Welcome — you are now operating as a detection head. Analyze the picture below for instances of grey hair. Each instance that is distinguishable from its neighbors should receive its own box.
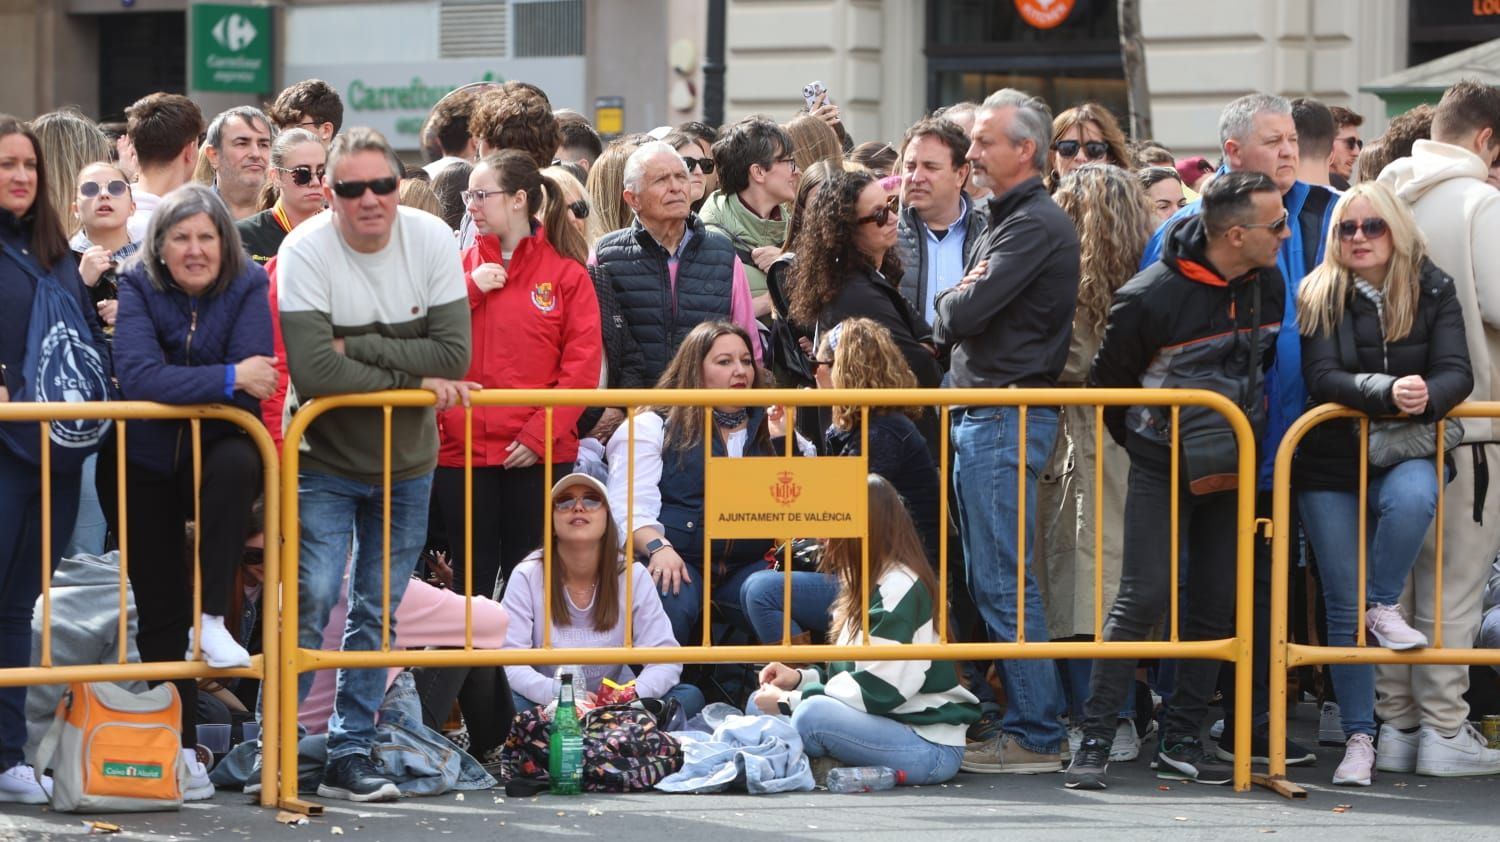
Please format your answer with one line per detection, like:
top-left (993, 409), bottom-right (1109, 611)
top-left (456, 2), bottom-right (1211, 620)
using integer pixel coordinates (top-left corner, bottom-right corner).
top-left (623, 140), bottom-right (685, 194)
top-left (139, 183), bottom-right (247, 296)
top-left (270, 128), bottom-right (322, 169)
top-left (1218, 94), bottom-right (1292, 148)
top-left (205, 106), bottom-right (274, 151)
top-left (326, 126), bottom-right (403, 184)
top-left (979, 89), bottom-right (1053, 172)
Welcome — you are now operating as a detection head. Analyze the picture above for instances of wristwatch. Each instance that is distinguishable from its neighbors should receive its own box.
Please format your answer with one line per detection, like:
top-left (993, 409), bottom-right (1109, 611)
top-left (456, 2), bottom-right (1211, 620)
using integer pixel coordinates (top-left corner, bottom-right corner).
top-left (645, 537), bottom-right (673, 557)
top-left (777, 700), bottom-right (792, 716)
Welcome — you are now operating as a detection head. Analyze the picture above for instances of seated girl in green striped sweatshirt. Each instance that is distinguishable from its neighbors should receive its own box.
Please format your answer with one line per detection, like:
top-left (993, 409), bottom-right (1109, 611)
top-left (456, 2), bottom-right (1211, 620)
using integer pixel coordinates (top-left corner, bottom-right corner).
top-left (753, 474), bottom-right (981, 785)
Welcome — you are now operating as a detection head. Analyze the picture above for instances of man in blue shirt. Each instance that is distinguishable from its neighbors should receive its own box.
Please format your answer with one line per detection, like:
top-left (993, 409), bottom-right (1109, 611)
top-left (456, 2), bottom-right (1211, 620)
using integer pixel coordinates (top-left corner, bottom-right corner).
top-left (1140, 93), bottom-right (1337, 769)
top-left (895, 118), bottom-right (988, 323)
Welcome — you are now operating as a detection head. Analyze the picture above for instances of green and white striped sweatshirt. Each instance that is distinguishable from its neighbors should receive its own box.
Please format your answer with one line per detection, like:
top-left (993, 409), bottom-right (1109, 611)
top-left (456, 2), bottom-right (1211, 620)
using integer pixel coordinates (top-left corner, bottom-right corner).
top-left (787, 564), bottom-right (980, 746)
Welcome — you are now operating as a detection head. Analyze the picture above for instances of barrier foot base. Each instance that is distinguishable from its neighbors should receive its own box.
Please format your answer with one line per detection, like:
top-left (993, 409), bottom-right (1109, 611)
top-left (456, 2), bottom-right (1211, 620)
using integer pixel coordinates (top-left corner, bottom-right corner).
top-left (278, 797), bottom-right (325, 815)
top-left (1253, 773), bottom-right (1307, 799)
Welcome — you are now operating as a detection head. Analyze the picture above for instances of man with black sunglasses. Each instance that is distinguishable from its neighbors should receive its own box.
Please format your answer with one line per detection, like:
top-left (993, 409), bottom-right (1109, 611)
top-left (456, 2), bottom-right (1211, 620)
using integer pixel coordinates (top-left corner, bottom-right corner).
top-left (1327, 106), bottom-right (1364, 190)
top-left (277, 127), bottom-right (475, 804)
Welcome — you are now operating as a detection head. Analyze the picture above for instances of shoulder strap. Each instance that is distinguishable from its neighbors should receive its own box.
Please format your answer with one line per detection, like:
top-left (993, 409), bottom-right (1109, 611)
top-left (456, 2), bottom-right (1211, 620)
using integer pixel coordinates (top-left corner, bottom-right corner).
top-left (0, 239), bottom-right (48, 285)
top-left (1299, 188), bottom-right (1335, 276)
top-left (34, 685), bottom-right (75, 774)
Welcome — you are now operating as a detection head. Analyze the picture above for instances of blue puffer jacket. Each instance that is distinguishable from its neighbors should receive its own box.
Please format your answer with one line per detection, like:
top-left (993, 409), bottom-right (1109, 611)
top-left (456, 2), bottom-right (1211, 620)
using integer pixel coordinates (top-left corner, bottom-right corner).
top-left (113, 259), bottom-right (272, 473)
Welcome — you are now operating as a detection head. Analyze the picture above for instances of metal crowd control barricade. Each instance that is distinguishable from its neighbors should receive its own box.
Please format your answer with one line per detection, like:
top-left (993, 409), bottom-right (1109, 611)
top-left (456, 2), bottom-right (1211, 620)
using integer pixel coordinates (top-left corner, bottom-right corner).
top-left (0, 401), bottom-right (282, 806)
top-left (1266, 401), bottom-right (1500, 798)
top-left (277, 386), bottom-right (1261, 808)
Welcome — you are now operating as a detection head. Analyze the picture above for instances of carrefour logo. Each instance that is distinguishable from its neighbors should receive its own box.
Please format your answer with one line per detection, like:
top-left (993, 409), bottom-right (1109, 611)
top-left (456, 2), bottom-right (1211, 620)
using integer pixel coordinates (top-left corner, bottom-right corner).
top-left (212, 12), bottom-right (258, 51)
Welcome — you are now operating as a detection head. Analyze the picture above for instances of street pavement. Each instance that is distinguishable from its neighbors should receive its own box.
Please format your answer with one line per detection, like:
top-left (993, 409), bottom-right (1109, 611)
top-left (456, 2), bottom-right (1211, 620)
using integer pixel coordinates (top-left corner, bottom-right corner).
top-left (3, 707), bottom-right (1498, 841)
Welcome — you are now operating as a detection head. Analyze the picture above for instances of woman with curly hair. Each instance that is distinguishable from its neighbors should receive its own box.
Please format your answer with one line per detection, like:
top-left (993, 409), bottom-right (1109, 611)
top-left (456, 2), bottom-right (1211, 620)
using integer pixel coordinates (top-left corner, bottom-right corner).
top-left (1046, 104), bottom-right (1134, 192)
top-left (740, 317), bottom-right (941, 646)
top-left (1041, 163), bottom-right (1156, 761)
top-left (788, 169), bottom-right (942, 391)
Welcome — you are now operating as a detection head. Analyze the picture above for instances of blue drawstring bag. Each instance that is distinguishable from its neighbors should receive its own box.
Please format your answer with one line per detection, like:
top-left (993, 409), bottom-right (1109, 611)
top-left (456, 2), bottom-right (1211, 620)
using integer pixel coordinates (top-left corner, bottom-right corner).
top-left (0, 244), bottom-right (112, 472)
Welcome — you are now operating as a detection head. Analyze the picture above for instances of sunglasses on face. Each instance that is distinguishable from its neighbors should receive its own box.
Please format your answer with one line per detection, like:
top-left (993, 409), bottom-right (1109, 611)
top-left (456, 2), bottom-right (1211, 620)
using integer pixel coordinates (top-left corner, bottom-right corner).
top-left (331, 177), bottom-right (399, 199)
top-left (681, 156), bottom-right (716, 175)
top-left (1052, 140), bottom-right (1110, 160)
top-left (79, 180), bottom-right (129, 199)
top-left (1339, 136), bottom-right (1364, 151)
top-left (567, 199), bottom-right (590, 219)
top-left (277, 165), bottom-right (327, 187)
top-left (553, 493), bottom-right (605, 513)
top-left (1238, 211), bottom-right (1289, 235)
top-left (857, 194), bottom-right (900, 227)
top-left (1336, 217), bottom-right (1389, 241)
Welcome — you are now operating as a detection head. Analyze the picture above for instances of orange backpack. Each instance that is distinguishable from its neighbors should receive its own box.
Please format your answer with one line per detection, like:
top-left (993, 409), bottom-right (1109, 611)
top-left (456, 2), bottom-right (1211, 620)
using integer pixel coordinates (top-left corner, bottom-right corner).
top-left (35, 682), bottom-right (186, 811)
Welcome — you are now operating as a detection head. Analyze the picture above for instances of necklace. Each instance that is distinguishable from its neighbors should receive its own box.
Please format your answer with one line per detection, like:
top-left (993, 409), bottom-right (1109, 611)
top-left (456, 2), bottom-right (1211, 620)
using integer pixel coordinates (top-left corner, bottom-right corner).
top-left (713, 408), bottom-right (748, 428)
top-left (565, 580), bottom-right (597, 605)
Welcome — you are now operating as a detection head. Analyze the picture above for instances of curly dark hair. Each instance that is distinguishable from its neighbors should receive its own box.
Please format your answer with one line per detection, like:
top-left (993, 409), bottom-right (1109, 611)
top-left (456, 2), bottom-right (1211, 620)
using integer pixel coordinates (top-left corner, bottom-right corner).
top-left (427, 87), bottom-right (477, 156)
top-left (787, 169), bottom-right (901, 326)
top-left (267, 78), bottom-right (344, 134)
top-left (469, 85), bottom-right (561, 170)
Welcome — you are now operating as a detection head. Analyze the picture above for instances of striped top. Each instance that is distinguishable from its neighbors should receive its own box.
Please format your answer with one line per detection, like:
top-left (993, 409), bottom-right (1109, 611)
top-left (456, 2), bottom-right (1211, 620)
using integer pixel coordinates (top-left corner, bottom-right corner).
top-left (786, 564), bottom-right (980, 746)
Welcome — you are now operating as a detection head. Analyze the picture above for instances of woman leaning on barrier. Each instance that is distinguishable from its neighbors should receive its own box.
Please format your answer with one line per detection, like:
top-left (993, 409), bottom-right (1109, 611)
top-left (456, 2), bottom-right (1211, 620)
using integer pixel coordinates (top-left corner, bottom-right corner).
top-left (501, 472), bottom-right (703, 718)
top-left (0, 114), bottom-right (111, 805)
top-left (604, 320), bottom-right (813, 647)
top-left (1294, 181), bottom-right (1474, 787)
top-left (99, 183), bottom-right (275, 801)
top-left (752, 474), bottom-right (980, 786)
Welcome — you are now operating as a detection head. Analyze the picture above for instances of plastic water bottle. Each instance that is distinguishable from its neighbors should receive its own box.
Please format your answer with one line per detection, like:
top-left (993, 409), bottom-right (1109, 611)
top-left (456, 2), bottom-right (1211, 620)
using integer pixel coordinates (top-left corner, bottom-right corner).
top-left (824, 766), bottom-right (903, 792)
top-left (549, 672), bottom-right (584, 794)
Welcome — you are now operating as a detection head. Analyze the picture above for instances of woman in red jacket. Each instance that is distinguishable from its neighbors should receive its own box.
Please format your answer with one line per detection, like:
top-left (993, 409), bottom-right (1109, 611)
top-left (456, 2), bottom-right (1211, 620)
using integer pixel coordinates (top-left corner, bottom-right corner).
top-left (437, 149), bottom-right (603, 599)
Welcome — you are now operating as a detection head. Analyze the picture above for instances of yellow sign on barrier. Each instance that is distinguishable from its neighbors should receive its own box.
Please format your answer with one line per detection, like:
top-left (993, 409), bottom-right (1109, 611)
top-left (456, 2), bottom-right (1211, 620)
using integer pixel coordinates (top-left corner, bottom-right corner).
top-left (706, 457), bottom-right (868, 538)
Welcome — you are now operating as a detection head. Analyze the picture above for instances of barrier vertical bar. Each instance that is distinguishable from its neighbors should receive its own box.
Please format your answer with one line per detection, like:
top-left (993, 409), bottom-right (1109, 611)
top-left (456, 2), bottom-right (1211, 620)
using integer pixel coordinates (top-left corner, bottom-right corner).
top-left (1169, 405), bottom-right (1180, 641)
top-left (938, 405), bottom-right (950, 644)
top-left (190, 419), bottom-right (203, 660)
top-left (115, 421), bottom-right (128, 665)
top-left (1232, 404), bottom-right (1254, 793)
top-left (39, 422), bottom-right (52, 667)
top-left (1433, 419), bottom-right (1447, 648)
top-left (1016, 404), bottom-right (1027, 643)
top-left (860, 404), bottom-right (871, 645)
top-left (781, 404), bottom-right (797, 646)
top-left (543, 407), bottom-right (555, 650)
top-left (702, 408), bottom-right (713, 647)
top-left (1357, 417), bottom-right (1368, 646)
top-left (1094, 404), bottom-right (1105, 640)
top-left (464, 404), bottom-right (474, 648)
top-left (624, 407), bottom-right (635, 648)
top-left (381, 406), bottom-right (392, 653)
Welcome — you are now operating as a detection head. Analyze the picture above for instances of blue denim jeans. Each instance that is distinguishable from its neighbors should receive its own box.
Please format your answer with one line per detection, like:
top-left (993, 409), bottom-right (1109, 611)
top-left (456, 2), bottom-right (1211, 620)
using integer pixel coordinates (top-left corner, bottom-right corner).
top-left (739, 570), bottom-right (837, 644)
top-left (296, 469), bottom-right (434, 761)
top-left (1299, 457), bottom-right (1439, 739)
top-left (792, 695), bottom-right (964, 785)
top-left (657, 560), bottom-right (761, 645)
top-left (950, 406), bottom-right (1065, 753)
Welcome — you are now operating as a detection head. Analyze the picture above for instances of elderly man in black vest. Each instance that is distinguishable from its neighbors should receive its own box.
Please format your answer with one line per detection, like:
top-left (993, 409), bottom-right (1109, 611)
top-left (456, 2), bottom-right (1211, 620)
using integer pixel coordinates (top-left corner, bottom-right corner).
top-left (593, 141), bottom-right (762, 383)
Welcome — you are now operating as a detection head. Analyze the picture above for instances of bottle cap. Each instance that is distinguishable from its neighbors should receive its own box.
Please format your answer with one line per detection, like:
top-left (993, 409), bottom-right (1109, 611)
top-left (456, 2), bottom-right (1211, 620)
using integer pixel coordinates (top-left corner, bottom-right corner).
top-left (895, 769), bottom-right (906, 785)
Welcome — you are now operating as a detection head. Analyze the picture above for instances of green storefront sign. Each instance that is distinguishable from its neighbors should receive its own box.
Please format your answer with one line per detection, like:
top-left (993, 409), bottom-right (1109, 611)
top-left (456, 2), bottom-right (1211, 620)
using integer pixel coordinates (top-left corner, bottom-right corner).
top-left (191, 3), bottom-right (272, 94)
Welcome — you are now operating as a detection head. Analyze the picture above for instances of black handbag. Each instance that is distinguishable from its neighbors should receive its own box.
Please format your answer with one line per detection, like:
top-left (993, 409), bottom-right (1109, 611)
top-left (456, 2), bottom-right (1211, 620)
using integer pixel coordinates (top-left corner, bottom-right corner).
top-left (1179, 279), bottom-right (1263, 495)
top-left (1333, 310), bottom-right (1464, 467)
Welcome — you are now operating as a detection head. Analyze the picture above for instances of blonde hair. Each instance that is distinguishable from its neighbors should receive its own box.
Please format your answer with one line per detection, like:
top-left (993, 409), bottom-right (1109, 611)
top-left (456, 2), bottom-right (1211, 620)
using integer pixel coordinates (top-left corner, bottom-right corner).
top-left (398, 179), bottom-right (441, 217)
top-left (31, 110), bottom-right (111, 237)
top-left (191, 140), bottom-right (215, 186)
top-left (822, 318), bottom-right (921, 430)
top-left (1298, 181), bottom-right (1425, 342)
top-left (586, 138), bottom-right (642, 243)
top-left (542, 165), bottom-right (593, 250)
top-left (1052, 164), bottom-right (1154, 337)
top-left (783, 113), bottom-right (842, 174)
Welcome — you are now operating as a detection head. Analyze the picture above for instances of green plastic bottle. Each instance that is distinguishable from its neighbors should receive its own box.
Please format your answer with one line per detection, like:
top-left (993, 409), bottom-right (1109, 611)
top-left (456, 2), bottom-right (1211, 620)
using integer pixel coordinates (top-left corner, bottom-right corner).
top-left (549, 672), bottom-right (583, 794)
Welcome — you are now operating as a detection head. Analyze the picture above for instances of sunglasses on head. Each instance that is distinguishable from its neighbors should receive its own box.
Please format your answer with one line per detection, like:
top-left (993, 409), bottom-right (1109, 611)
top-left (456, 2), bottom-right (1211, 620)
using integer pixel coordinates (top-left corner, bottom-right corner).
top-left (552, 493), bottom-right (605, 513)
top-left (79, 180), bottom-right (129, 199)
top-left (857, 194), bottom-right (900, 227)
top-left (1052, 140), bottom-right (1110, 160)
top-left (331, 177), bottom-right (399, 199)
top-left (277, 164), bottom-right (327, 187)
top-left (1336, 217), bottom-right (1388, 241)
top-left (567, 199), bottom-right (590, 219)
top-left (681, 156), bottom-right (716, 175)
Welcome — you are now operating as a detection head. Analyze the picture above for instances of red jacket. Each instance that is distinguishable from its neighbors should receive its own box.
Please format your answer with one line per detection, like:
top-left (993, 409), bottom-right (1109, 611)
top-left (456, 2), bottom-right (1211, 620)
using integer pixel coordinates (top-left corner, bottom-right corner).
top-left (438, 230), bottom-right (602, 467)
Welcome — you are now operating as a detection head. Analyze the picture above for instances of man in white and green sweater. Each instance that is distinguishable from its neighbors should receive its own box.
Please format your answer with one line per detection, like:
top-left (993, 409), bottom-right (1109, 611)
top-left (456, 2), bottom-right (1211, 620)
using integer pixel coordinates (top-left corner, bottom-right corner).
top-left (278, 127), bottom-right (473, 803)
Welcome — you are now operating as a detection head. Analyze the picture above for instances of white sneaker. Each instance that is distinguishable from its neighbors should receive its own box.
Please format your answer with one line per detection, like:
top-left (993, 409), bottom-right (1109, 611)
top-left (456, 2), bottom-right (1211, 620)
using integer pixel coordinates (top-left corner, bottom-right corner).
top-left (187, 615), bottom-right (251, 669)
top-left (1332, 733), bottom-right (1375, 786)
top-left (182, 747), bottom-right (215, 801)
top-left (1318, 702), bottom-right (1344, 746)
top-left (1376, 723), bottom-right (1419, 773)
top-left (1209, 718), bottom-right (1225, 740)
top-left (1066, 724), bottom-right (1083, 760)
top-left (1365, 603), bottom-right (1428, 650)
top-left (1110, 719), bottom-right (1141, 762)
top-left (0, 763), bottom-right (51, 804)
top-left (1416, 724), bottom-right (1500, 777)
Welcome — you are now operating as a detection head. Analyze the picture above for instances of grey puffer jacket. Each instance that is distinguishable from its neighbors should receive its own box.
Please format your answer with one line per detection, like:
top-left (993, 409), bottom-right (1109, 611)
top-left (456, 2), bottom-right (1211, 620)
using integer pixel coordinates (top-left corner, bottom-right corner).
top-left (894, 195), bottom-right (988, 317)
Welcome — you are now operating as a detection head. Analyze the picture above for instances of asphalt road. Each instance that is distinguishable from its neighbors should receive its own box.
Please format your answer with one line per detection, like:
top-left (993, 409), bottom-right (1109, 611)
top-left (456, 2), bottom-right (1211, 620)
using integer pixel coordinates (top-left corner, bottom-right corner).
top-left (4, 708), bottom-right (1498, 842)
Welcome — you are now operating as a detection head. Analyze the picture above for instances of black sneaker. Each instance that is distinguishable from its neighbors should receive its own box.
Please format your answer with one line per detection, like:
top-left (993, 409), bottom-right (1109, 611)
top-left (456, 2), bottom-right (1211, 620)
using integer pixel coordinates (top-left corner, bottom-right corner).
top-left (1156, 736), bottom-right (1234, 785)
top-left (1215, 731), bottom-right (1317, 766)
top-left (317, 754), bottom-right (400, 802)
top-left (1064, 735), bottom-right (1111, 790)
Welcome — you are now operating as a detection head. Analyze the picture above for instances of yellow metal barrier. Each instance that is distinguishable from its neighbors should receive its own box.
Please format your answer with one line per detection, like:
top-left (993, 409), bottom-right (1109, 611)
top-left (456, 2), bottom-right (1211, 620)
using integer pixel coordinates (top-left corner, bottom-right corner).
top-left (0, 401), bottom-right (281, 806)
top-left (1267, 401), bottom-right (1500, 797)
top-left (277, 385), bottom-right (1262, 803)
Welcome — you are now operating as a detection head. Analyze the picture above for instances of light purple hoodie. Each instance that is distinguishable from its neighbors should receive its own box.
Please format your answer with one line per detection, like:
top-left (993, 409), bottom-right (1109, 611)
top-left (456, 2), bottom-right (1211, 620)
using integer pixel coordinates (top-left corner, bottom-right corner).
top-left (502, 552), bottom-right (683, 705)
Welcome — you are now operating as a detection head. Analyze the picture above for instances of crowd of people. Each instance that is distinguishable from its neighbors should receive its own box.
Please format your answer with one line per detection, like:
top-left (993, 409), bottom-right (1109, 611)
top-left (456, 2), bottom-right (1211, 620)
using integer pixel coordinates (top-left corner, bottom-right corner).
top-left (4, 71), bottom-right (1500, 807)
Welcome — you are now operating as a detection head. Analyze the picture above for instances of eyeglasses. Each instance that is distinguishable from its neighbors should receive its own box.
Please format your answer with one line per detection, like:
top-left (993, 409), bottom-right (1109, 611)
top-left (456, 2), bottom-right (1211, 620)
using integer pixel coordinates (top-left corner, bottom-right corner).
top-left (459, 188), bottom-right (511, 206)
top-left (1238, 211), bottom-right (1289, 235)
top-left (1336, 217), bottom-right (1389, 241)
top-left (769, 155), bottom-right (798, 171)
top-left (552, 493), bottom-right (605, 513)
top-left (294, 119), bottom-right (322, 130)
top-left (331, 177), bottom-right (399, 199)
top-left (1339, 136), bottom-right (1364, 151)
top-left (79, 180), bottom-right (129, 199)
top-left (857, 194), bottom-right (900, 227)
top-left (1052, 140), bottom-right (1110, 160)
top-left (275, 165), bottom-right (326, 187)
top-left (567, 199), bottom-right (590, 220)
top-left (681, 156), bottom-right (716, 175)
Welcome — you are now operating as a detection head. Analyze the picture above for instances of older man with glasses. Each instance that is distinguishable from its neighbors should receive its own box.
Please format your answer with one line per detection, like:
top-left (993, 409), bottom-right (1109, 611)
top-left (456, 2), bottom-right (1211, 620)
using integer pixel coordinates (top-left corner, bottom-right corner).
top-left (277, 127), bottom-right (475, 803)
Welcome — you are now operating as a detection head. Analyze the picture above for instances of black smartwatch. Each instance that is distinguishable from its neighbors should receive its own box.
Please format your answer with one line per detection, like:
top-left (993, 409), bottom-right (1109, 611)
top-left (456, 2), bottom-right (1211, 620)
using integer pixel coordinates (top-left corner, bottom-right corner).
top-left (645, 537), bottom-right (672, 557)
top-left (777, 700), bottom-right (792, 716)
